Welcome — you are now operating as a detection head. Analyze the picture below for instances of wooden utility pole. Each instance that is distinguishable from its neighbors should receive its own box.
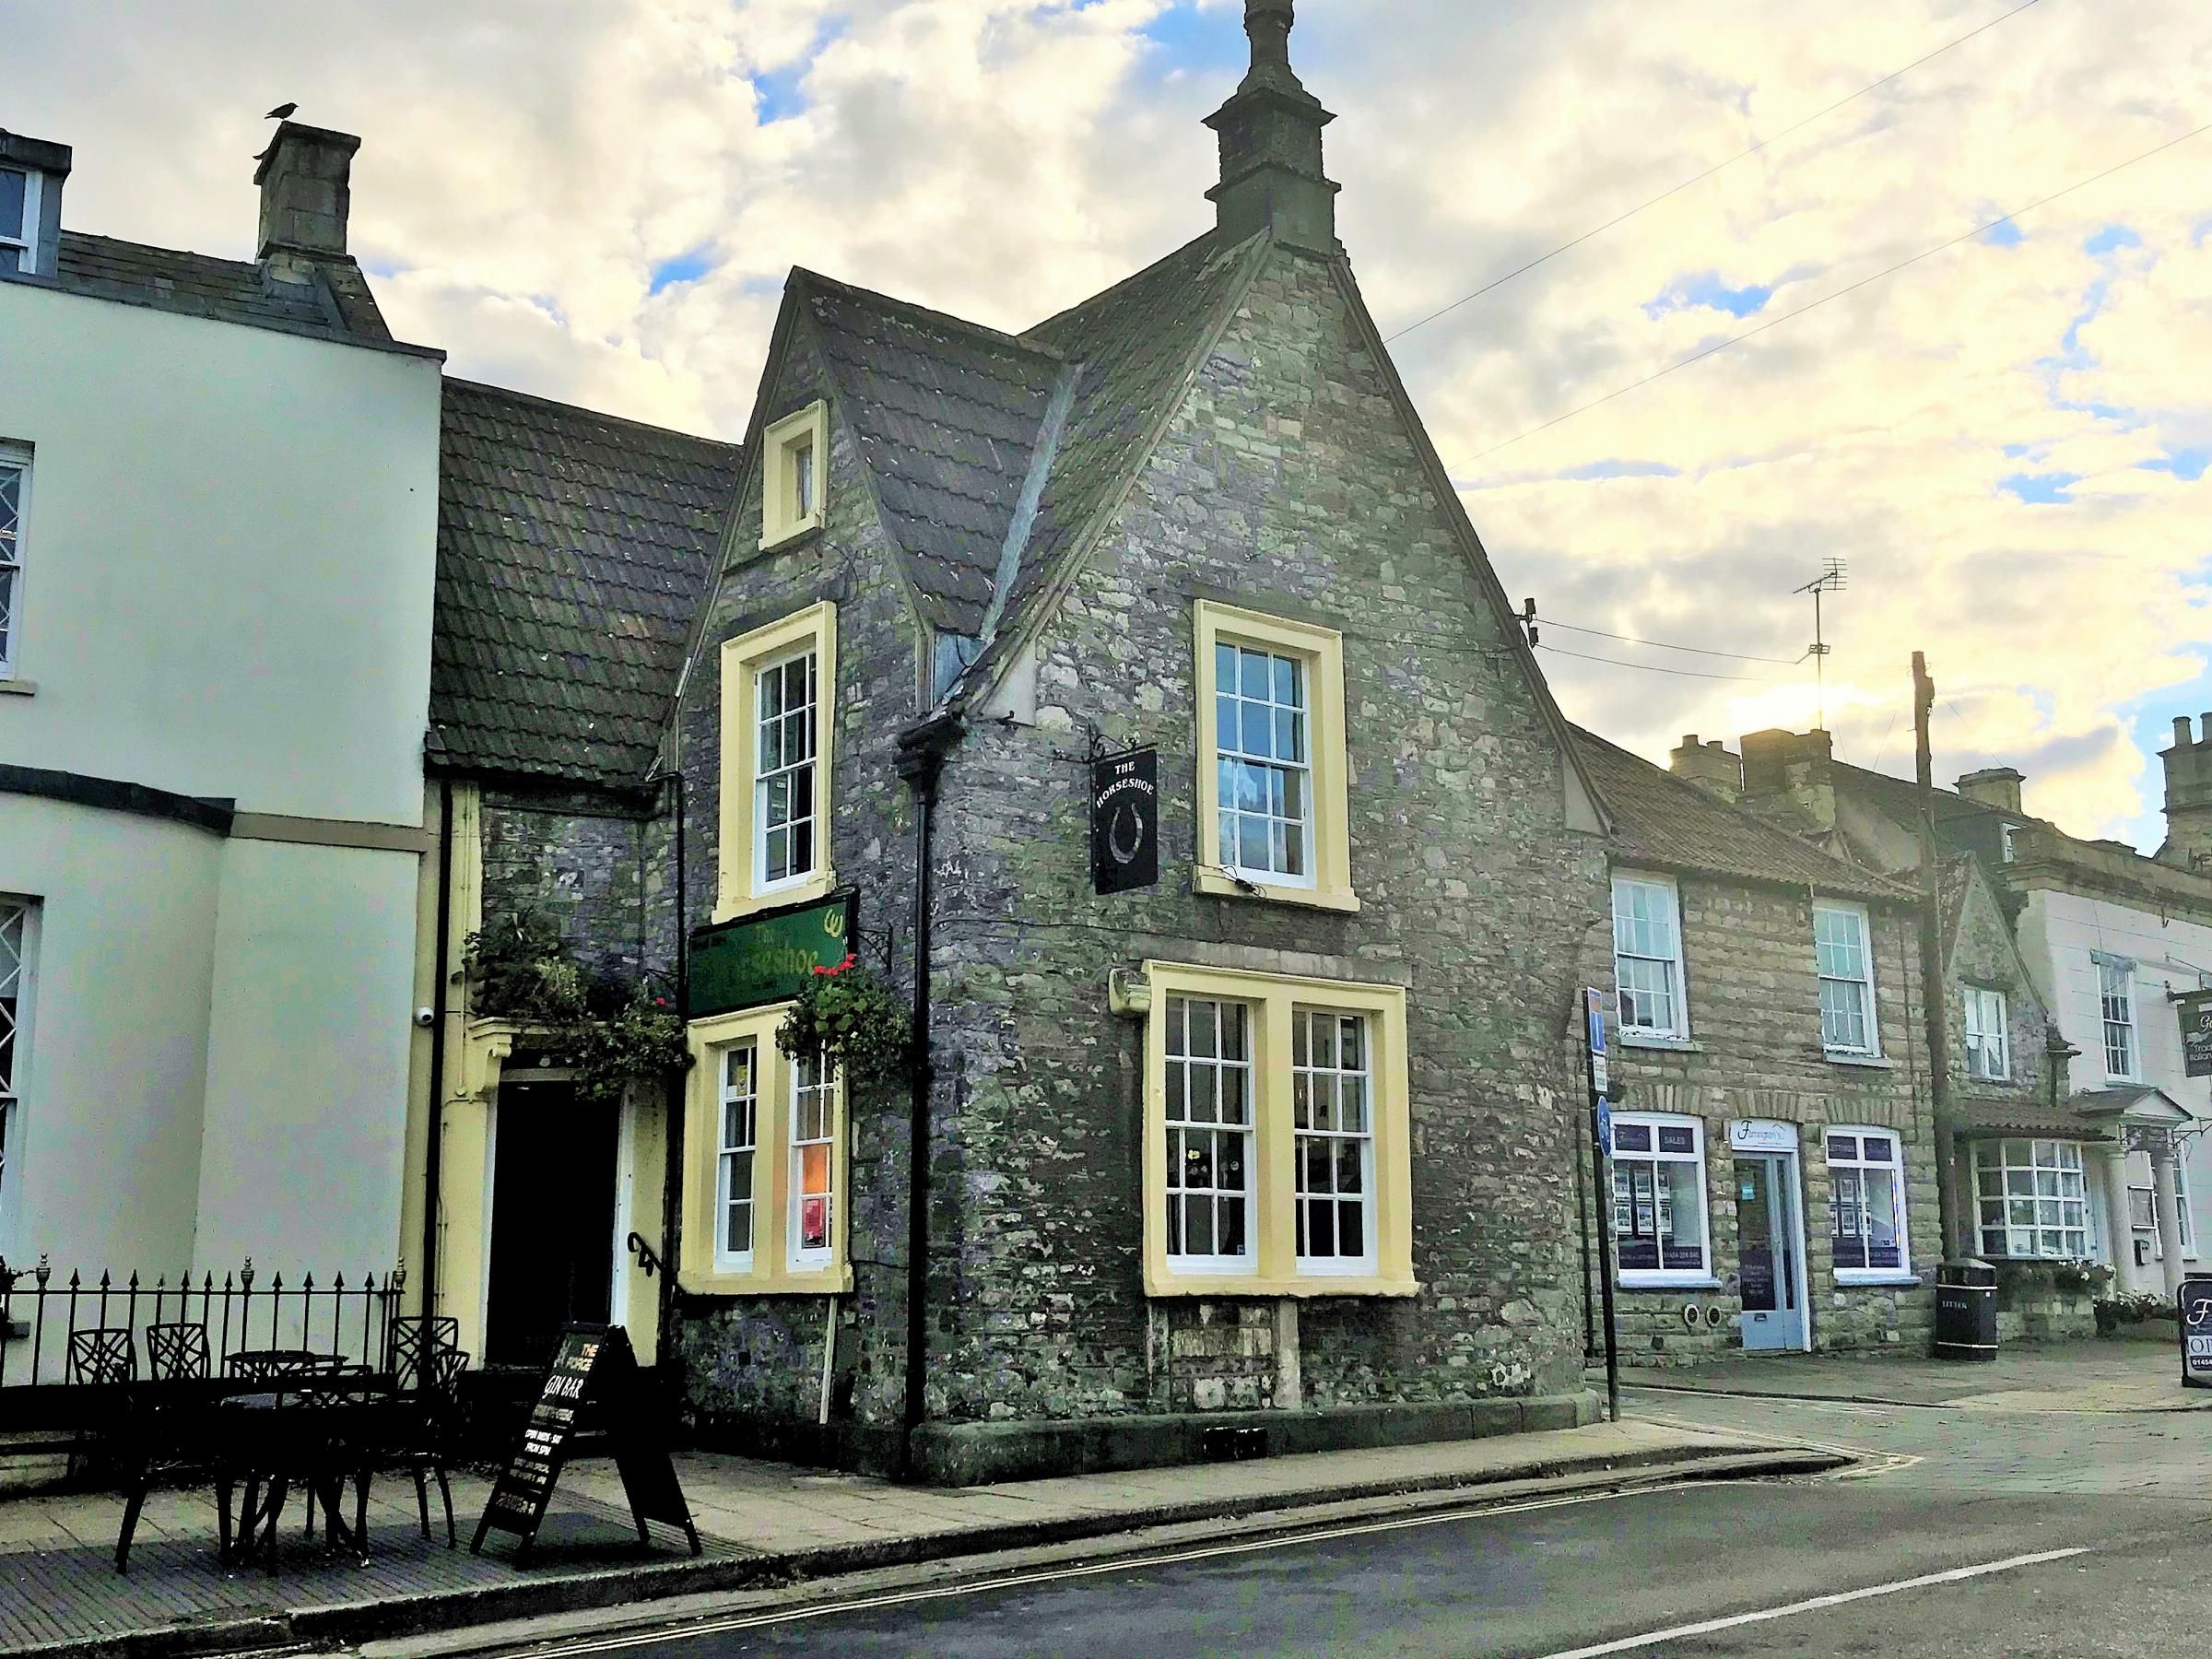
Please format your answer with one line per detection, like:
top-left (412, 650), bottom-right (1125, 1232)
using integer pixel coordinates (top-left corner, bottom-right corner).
top-left (1914, 653), bottom-right (1960, 1259)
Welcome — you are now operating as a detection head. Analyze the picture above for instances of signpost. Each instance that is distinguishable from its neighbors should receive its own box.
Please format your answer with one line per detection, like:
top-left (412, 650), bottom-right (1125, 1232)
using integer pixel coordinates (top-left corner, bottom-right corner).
top-left (471, 1324), bottom-right (701, 1563)
top-left (1090, 747), bottom-right (1159, 895)
top-left (1584, 987), bottom-right (1621, 1424)
top-left (687, 891), bottom-right (858, 1019)
top-left (2178, 988), bottom-right (2212, 1080)
top-left (2182, 1276), bottom-right (2212, 1390)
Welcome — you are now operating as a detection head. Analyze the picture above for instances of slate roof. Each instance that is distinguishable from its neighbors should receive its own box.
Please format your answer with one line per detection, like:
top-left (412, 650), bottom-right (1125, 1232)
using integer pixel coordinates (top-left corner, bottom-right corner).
top-left (1832, 759), bottom-right (2014, 831)
top-left (52, 231), bottom-right (399, 344)
top-left (1572, 726), bottom-right (1911, 902)
top-left (798, 274), bottom-right (1065, 633)
top-left (430, 379), bottom-right (742, 788)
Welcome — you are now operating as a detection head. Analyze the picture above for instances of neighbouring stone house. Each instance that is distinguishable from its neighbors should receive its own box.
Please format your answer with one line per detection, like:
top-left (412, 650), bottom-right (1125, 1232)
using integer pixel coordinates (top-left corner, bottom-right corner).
top-left (1574, 731), bottom-right (1935, 1364)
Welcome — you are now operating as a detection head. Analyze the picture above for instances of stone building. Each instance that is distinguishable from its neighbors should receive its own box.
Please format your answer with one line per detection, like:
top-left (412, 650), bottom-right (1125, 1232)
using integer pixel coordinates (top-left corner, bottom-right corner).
top-left (644, 0), bottom-right (1619, 1480)
top-left (1574, 732), bottom-right (1935, 1364)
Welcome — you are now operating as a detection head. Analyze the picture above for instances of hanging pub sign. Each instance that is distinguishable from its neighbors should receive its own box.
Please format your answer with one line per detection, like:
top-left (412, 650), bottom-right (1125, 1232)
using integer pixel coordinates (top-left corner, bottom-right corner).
top-left (2182, 1276), bottom-right (2212, 1390)
top-left (1091, 747), bottom-right (1159, 895)
top-left (2178, 988), bottom-right (2212, 1080)
top-left (687, 889), bottom-right (858, 1019)
top-left (471, 1324), bottom-right (700, 1563)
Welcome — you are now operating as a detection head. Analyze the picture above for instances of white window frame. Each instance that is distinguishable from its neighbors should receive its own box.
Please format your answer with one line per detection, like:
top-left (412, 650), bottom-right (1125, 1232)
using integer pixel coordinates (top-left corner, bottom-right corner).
top-left (752, 645), bottom-right (819, 898)
top-left (759, 401), bottom-right (828, 550)
top-left (1962, 985), bottom-right (2009, 1081)
top-left (0, 169), bottom-right (41, 276)
top-left (1814, 901), bottom-right (1880, 1058)
top-left (1611, 873), bottom-right (1689, 1043)
top-left (712, 1042), bottom-right (759, 1274)
top-left (1973, 1138), bottom-right (2090, 1260)
top-left (1162, 994), bottom-right (1259, 1277)
top-left (0, 445), bottom-right (29, 678)
top-left (2099, 956), bottom-right (2136, 1080)
top-left (788, 1049), bottom-right (839, 1271)
top-left (1291, 1007), bottom-right (1378, 1277)
top-left (1609, 1112), bottom-right (1712, 1286)
top-left (0, 897), bottom-right (33, 1241)
top-left (1825, 1126), bottom-right (1912, 1282)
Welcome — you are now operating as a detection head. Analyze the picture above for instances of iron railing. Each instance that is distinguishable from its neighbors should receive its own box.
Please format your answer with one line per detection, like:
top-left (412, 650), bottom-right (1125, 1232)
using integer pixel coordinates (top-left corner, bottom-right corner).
top-left (0, 1256), bottom-right (406, 1389)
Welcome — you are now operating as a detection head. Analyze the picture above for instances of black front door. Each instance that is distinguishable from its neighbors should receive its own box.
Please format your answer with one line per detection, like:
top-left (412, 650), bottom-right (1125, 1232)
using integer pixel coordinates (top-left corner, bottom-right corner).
top-left (485, 1081), bottom-right (619, 1369)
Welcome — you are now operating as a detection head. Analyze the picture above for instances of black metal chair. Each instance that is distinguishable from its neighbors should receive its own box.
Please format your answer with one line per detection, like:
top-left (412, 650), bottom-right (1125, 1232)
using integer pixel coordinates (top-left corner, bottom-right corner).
top-left (387, 1315), bottom-right (460, 1393)
top-left (145, 1322), bottom-right (210, 1382)
top-left (65, 1328), bottom-right (135, 1484)
top-left (115, 1325), bottom-right (223, 1571)
top-left (394, 1344), bottom-right (469, 1547)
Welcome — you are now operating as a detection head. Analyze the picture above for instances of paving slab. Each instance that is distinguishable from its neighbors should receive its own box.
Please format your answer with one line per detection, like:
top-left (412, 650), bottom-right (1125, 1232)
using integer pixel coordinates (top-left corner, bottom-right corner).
top-left (1617, 1339), bottom-right (2209, 1413)
top-left (0, 1418), bottom-right (1837, 1657)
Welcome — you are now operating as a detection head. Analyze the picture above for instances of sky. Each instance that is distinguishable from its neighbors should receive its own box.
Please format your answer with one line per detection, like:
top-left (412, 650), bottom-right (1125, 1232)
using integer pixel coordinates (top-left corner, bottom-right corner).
top-left (14, 0), bottom-right (2209, 851)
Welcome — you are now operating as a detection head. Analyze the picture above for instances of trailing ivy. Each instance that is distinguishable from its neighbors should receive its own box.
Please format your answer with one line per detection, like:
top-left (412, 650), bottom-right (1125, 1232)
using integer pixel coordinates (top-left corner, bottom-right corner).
top-left (776, 953), bottom-right (913, 1094)
top-left (461, 911), bottom-right (691, 1103)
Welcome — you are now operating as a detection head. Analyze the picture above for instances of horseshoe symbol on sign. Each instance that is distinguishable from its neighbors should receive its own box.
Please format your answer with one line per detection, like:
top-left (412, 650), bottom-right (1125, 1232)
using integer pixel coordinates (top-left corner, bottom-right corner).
top-left (1107, 800), bottom-right (1146, 865)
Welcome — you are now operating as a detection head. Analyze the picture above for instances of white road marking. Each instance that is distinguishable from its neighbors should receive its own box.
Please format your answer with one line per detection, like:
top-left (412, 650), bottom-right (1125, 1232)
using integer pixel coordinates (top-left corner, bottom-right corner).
top-left (1535, 1546), bottom-right (2092, 1658)
top-left (509, 1482), bottom-right (1703, 1656)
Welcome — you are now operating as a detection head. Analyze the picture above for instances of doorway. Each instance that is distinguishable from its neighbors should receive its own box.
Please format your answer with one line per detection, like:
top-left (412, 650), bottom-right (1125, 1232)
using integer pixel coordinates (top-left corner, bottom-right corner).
top-left (484, 1080), bottom-right (619, 1368)
top-left (1734, 1152), bottom-right (1808, 1352)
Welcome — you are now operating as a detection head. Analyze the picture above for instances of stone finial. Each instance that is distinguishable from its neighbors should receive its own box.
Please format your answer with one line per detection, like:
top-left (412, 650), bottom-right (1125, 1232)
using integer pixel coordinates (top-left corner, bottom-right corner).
top-left (1243, 0), bottom-right (1298, 85)
top-left (1205, 0), bottom-right (1338, 252)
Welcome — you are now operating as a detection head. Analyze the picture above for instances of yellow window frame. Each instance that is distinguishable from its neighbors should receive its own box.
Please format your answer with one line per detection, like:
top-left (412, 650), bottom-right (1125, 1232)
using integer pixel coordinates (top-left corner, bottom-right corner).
top-left (716, 601), bottom-right (838, 921)
top-left (1194, 600), bottom-right (1359, 912)
top-left (679, 1003), bottom-right (853, 1296)
top-left (1141, 960), bottom-right (1415, 1299)
top-left (759, 401), bottom-right (828, 550)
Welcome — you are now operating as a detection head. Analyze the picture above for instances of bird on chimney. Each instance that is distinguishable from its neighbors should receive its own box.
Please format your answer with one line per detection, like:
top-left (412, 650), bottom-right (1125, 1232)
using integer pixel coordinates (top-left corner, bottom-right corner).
top-left (265, 102), bottom-right (298, 120)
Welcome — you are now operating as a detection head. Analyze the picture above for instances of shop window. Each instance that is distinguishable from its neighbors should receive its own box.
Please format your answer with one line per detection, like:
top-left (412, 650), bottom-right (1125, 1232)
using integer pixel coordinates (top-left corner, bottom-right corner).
top-left (1826, 1128), bottom-right (1909, 1278)
top-left (1962, 985), bottom-right (2009, 1080)
top-left (1144, 962), bottom-right (1410, 1296)
top-left (1813, 902), bottom-right (1879, 1057)
top-left (1193, 602), bottom-right (1357, 912)
top-left (1973, 1139), bottom-right (2088, 1260)
top-left (716, 602), bottom-right (837, 919)
top-left (1612, 874), bottom-right (1688, 1042)
top-left (759, 401), bottom-right (827, 550)
top-left (681, 1003), bottom-right (849, 1294)
top-left (1610, 1113), bottom-right (1710, 1284)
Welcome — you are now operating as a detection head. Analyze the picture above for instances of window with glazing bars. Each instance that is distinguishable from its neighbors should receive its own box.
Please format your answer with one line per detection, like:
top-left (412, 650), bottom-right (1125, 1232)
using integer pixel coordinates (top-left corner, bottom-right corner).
top-left (755, 650), bottom-right (818, 889)
top-left (0, 453), bottom-right (25, 674)
top-left (1827, 1131), bottom-right (1906, 1272)
top-left (716, 1044), bottom-right (758, 1265)
top-left (0, 171), bottom-right (35, 276)
top-left (1962, 985), bottom-right (2009, 1080)
top-left (2100, 959), bottom-right (2136, 1078)
top-left (790, 1049), bottom-right (836, 1264)
top-left (1163, 996), bottom-right (1253, 1265)
top-left (1215, 643), bottom-right (1311, 884)
top-left (0, 900), bottom-right (22, 1214)
top-left (1293, 1009), bottom-right (1373, 1267)
top-left (1974, 1139), bottom-right (2088, 1258)
top-left (1612, 876), bottom-right (1686, 1038)
top-left (1814, 904), bottom-right (1877, 1054)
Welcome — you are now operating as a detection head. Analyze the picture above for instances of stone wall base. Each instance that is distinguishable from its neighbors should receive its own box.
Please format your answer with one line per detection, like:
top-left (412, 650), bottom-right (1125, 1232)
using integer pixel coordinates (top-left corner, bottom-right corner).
top-left (688, 1392), bottom-right (1602, 1487)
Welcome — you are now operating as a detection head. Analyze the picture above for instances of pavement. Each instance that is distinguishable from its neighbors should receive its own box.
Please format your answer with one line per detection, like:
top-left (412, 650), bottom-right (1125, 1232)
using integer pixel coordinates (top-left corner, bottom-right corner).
top-left (0, 1416), bottom-right (1823, 1658)
top-left (1616, 1340), bottom-right (2209, 1414)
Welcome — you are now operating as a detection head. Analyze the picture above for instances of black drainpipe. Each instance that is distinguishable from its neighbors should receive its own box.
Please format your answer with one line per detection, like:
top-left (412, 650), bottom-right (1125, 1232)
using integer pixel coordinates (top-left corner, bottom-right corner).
top-left (895, 713), bottom-right (961, 1479)
top-left (421, 775), bottom-right (455, 1322)
top-left (657, 766), bottom-right (689, 1372)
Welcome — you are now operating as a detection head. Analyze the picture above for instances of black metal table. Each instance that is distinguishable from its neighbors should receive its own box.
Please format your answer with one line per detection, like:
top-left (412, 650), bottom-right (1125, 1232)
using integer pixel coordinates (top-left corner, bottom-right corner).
top-left (214, 1373), bottom-right (402, 1571)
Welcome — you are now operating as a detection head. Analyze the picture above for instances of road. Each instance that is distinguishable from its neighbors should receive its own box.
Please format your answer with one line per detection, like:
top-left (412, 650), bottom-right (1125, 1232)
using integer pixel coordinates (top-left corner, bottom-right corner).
top-left (499, 1389), bottom-right (2212, 1658)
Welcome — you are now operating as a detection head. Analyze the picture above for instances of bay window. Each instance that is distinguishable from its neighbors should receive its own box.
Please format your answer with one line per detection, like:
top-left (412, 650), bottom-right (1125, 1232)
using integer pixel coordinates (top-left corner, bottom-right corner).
top-left (1973, 1139), bottom-right (2089, 1260)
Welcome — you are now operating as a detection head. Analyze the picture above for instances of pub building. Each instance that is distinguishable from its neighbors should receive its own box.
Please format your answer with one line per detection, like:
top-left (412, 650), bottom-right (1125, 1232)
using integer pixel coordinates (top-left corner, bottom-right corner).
top-left (415, 0), bottom-right (1636, 1480)
top-left (1572, 731), bottom-right (1937, 1361)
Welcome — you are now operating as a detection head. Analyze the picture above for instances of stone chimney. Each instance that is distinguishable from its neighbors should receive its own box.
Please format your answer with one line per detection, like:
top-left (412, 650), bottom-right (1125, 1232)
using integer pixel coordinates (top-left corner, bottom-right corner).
top-left (254, 121), bottom-right (359, 285)
top-left (1669, 734), bottom-right (1742, 802)
top-left (2161, 714), bottom-right (2212, 870)
top-left (1203, 0), bottom-right (1340, 253)
top-left (1740, 727), bottom-right (1836, 831)
top-left (1955, 767), bottom-right (2025, 816)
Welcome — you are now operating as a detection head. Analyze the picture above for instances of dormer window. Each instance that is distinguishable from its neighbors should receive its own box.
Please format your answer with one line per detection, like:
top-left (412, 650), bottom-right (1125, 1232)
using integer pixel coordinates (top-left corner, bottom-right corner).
top-left (0, 168), bottom-right (42, 276)
top-left (759, 402), bottom-right (828, 550)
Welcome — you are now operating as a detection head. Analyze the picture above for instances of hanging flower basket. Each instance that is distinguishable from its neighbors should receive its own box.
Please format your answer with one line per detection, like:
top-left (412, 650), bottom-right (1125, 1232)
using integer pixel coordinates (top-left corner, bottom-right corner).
top-left (776, 954), bottom-right (914, 1095)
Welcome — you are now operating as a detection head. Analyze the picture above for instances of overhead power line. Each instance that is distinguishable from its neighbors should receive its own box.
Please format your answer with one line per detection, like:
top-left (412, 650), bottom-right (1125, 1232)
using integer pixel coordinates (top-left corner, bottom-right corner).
top-left (1538, 616), bottom-right (1802, 665)
top-left (1535, 642), bottom-right (1771, 683)
top-left (1462, 119), bottom-right (2212, 465)
top-left (1382, 0), bottom-right (2047, 345)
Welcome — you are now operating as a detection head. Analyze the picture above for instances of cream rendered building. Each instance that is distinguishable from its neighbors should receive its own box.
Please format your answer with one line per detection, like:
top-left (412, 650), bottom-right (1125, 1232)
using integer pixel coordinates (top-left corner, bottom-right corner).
top-left (0, 125), bottom-right (442, 1290)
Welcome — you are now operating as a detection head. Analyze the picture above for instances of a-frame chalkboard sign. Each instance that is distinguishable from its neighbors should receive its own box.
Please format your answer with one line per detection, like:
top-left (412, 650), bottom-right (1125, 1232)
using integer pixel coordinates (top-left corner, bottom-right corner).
top-left (470, 1323), bottom-right (701, 1563)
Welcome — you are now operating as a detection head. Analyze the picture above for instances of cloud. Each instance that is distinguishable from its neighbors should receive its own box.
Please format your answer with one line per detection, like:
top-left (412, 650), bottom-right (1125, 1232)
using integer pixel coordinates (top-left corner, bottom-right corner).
top-left (14, 0), bottom-right (2208, 850)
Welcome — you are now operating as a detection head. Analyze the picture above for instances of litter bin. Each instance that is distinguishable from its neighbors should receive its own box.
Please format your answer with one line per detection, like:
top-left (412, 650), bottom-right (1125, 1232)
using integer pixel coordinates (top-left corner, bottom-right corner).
top-left (1933, 1259), bottom-right (1998, 1361)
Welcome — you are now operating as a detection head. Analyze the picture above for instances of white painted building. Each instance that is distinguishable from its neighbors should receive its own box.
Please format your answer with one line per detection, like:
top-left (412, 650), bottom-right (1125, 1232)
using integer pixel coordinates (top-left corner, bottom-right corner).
top-left (0, 125), bottom-right (442, 1289)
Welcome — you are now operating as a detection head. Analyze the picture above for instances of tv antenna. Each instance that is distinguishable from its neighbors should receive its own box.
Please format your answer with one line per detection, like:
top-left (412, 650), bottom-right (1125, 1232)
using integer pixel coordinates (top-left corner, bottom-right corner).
top-left (1795, 559), bottom-right (1848, 730)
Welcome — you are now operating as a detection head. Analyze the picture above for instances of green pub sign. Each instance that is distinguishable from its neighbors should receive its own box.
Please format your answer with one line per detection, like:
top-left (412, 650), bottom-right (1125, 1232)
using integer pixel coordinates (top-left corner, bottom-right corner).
top-left (687, 892), bottom-right (858, 1019)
